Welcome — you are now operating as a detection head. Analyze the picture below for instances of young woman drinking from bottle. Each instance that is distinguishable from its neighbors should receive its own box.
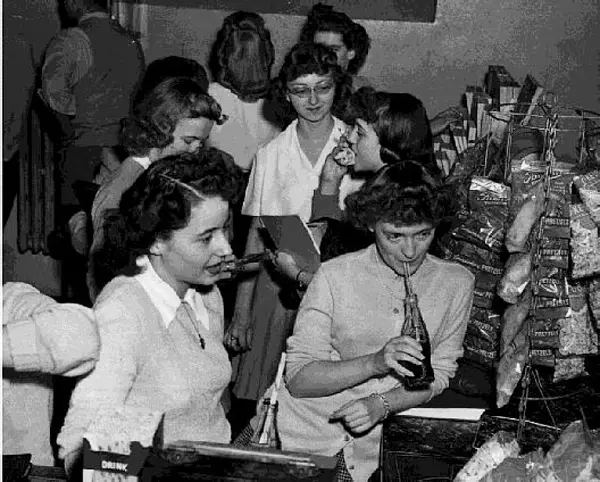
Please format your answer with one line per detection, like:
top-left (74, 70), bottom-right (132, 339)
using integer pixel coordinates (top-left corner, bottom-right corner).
top-left (262, 161), bottom-right (475, 482)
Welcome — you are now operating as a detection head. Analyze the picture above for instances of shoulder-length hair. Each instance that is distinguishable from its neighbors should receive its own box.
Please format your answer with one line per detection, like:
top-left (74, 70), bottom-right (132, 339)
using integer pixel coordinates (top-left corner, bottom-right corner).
top-left (343, 88), bottom-right (437, 173)
top-left (93, 148), bottom-right (244, 290)
top-left (299, 3), bottom-right (371, 75)
top-left (345, 160), bottom-right (455, 231)
top-left (121, 77), bottom-right (224, 157)
top-left (273, 42), bottom-right (352, 124)
top-left (211, 11), bottom-right (275, 102)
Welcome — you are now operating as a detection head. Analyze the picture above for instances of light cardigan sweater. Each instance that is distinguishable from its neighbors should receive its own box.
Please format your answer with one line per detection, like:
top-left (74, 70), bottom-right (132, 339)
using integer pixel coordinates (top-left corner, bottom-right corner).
top-left (271, 245), bottom-right (475, 482)
top-left (3, 282), bottom-right (99, 465)
top-left (58, 271), bottom-right (231, 461)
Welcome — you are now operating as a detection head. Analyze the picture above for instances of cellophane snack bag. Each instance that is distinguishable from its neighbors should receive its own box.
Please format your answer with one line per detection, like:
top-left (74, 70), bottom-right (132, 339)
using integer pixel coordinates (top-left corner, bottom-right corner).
top-left (573, 170), bottom-right (600, 225)
top-left (452, 177), bottom-right (511, 254)
top-left (570, 202), bottom-right (600, 279)
top-left (552, 355), bottom-right (588, 383)
top-left (497, 251), bottom-right (533, 304)
top-left (589, 277), bottom-right (600, 329)
top-left (557, 281), bottom-right (599, 356)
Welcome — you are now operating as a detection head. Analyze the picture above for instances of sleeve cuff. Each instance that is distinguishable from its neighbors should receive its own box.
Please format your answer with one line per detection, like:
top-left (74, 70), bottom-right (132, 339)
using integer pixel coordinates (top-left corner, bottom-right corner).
top-left (5, 320), bottom-right (43, 372)
top-left (311, 190), bottom-right (342, 221)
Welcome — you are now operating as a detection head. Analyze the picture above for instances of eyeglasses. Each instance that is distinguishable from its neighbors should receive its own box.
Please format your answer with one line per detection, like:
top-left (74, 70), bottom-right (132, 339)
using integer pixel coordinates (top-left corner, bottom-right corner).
top-left (288, 82), bottom-right (335, 99)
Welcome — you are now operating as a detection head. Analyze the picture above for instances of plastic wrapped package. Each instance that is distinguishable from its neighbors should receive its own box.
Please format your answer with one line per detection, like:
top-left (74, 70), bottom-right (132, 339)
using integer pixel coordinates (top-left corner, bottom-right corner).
top-left (452, 177), bottom-right (511, 254)
top-left (573, 170), bottom-right (600, 225)
top-left (557, 281), bottom-right (599, 356)
top-left (570, 203), bottom-right (600, 279)
top-left (505, 182), bottom-right (545, 253)
top-left (589, 278), bottom-right (600, 329)
top-left (497, 314), bottom-right (530, 407)
top-left (498, 252), bottom-right (533, 304)
top-left (454, 431), bottom-right (520, 482)
top-left (538, 237), bottom-right (569, 270)
top-left (530, 318), bottom-right (560, 350)
top-left (533, 267), bottom-right (568, 298)
top-left (552, 356), bottom-right (588, 383)
top-left (499, 288), bottom-right (532, 356)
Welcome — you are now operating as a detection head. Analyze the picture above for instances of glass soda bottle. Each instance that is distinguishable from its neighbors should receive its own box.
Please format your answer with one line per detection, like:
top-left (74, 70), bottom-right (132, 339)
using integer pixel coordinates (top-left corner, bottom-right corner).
top-left (400, 263), bottom-right (435, 391)
top-left (250, 399), bottom-right (281, 449)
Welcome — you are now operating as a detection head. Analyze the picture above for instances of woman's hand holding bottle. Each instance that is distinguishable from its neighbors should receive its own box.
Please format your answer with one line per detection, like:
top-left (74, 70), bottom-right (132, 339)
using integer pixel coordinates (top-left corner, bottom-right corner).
top-left (370, 336), bottom-right (424, 378)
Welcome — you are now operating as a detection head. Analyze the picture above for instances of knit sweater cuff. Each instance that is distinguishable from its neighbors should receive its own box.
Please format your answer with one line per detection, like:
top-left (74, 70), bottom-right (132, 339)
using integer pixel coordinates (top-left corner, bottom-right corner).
top-left (5, 319), bottom-right (44, 372)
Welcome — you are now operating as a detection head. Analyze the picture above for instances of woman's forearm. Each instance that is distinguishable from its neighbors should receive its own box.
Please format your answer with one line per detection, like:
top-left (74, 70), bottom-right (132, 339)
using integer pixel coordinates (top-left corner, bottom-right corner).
top-left (383, 384), bottom-right (433, 414)
top-left (287, 354), bottom-right (379, 398)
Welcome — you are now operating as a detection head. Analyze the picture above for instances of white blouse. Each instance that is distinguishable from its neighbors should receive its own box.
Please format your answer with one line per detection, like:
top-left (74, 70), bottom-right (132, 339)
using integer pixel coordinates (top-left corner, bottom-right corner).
top-left (242, 117), bottom-right (363, 222)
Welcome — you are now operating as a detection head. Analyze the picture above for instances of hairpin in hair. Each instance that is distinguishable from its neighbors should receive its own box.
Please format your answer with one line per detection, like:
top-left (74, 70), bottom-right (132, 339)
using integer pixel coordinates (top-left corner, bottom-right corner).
top-left (159, 173), bottom-right (205, 200)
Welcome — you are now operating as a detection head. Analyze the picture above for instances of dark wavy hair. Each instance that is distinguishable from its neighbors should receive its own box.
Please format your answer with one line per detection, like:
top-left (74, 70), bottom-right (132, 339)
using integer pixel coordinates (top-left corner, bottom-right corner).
top-left (274, 42), bottom-right (352, 124)
top-left (121, 77), bottom-right (224, 157)
top-left (210, 11), bottom-right (275, 102)
top-left (93, 148), bottom-right (244, 290)
top-left (134, 56), bottom-right (209, 106)
top-left (346, 160), bottom-right (456, 231)
top-left (299, 3), bottom-right (371, 75)
top-left (342, 88), bottom-right (437, 173)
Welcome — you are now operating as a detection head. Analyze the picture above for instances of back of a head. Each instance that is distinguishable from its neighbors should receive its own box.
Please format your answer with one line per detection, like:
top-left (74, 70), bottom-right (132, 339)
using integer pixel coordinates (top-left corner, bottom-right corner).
top-left (134, 56), bottom-right (209, 106)
top-left (346, 160), bottom-right (453, 230)
top-left (299, 3), bottom-right (371, 74)
top-left (122, 76), bottom-right (223, 156)
top-left (212, 11), bottom-right (275, 102)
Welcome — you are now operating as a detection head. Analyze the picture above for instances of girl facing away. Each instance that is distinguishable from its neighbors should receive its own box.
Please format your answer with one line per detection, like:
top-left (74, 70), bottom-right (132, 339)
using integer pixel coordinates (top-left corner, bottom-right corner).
top-left (207, 11), bottom-right (282, 172)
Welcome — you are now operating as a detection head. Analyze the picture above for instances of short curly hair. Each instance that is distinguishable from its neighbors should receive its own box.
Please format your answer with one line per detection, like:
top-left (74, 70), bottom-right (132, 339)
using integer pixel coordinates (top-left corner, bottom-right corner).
top-left (273, 42), bottom-right (352, 124)
top-left (93, 148), bottom-right (244, 289)
top-left (121, 77), bottom-right (224, 157)
top-left (299, 3), bottom-right (371, 75)
top-left (346, 160), bottom-right (456, 231)
top-left (211, 11), bottom-right (275, 102)
top-left (341, 88), bottom-right (437, 172)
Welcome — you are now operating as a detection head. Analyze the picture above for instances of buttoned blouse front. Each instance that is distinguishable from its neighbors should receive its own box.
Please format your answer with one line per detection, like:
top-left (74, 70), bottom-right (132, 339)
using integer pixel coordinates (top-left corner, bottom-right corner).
top-left (274, 245), bottom-right (475, 482)
top-left (241, 117), bottom-right (363, 223)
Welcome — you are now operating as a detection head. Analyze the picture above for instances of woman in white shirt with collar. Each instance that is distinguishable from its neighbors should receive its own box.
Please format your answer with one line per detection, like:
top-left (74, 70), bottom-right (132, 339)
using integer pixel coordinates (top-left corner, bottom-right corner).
top-left (58, 150), bottom-right (244, 475)
top-left (226, 42), bottom-right (363, 404)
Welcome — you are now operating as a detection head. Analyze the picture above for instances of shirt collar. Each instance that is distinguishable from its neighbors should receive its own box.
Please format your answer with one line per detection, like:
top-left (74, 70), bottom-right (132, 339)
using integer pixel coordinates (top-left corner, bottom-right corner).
top-left (134, 255), bottom-right (209, 330)
top-left (368, 243), bottom-right (433, 283)
top-left (131, 156), bottom-right (152, 170)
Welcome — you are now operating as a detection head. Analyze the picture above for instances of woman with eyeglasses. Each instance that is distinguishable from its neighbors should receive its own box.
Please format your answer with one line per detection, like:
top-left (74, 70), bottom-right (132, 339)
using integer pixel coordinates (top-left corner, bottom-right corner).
top-left (225, 42), bottom-right (363, 410)
top-left (58, 150), bottom-right (244, 476)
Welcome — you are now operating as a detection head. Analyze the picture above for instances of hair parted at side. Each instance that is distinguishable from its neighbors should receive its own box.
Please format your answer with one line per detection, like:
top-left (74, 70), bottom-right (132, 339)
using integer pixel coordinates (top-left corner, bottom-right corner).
top-left (299, 3), bottom-right (371, 75)
top-left (134, 56), bottom-right (209, 105)
top-left (342, 88), bottom-right (438, 173)
top-left (93, 148), bottom-right (244, 290)
top-left (120, 77), bottom-right (224, 157)
top-left (273, 42), bottom-right (352, 124)
top-left (345, 160), bottom-right (457, 231)
top-left (211, 11), bottom-right (275, 102)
